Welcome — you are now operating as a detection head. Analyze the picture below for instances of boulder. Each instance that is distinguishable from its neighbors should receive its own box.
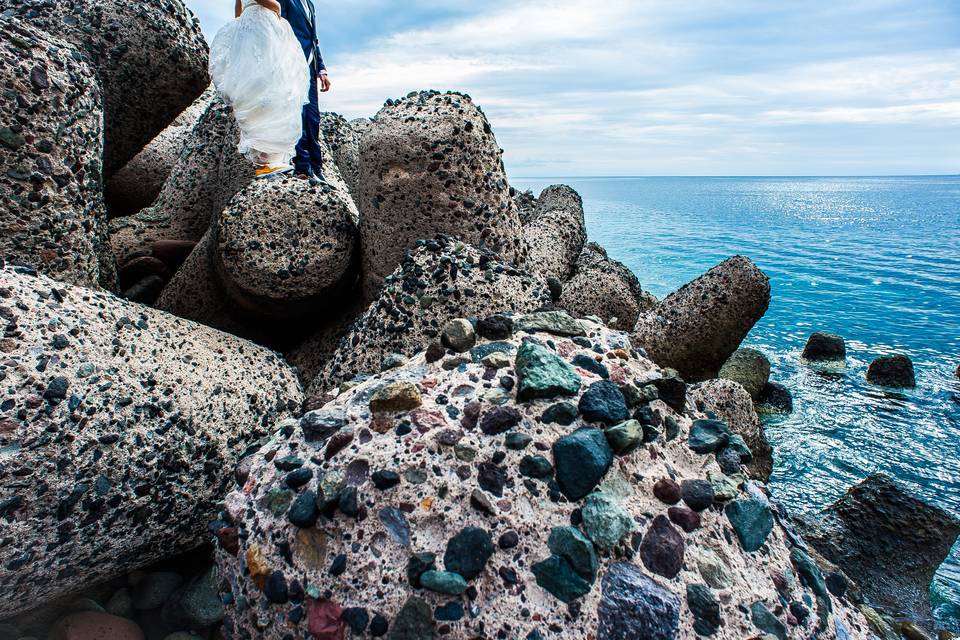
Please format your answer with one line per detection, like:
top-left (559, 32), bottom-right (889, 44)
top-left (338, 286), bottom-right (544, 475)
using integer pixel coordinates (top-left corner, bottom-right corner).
top-left (358, 91), bottom-right (527, 299)
top-left (105, 86), bottom-right (217, 217)
top-left (109, 98), bottom-right (252, 267)
top-left (213, 318), bottom-right (871, 640)
top-left (689, 379), bottom-right (773, 482)
top-left (796, 474), bottom-right (960, 626)
top-left (0, 18), bottom-right (115, 289)
top-left (559, 243), bottom-right (656, 331)
top-left (213, 175), bottom-right (359, 317)
top-left (633, 256), bottom-right (770, 381)
top-left (1, 0), bottom-right (209, 177)
top-left (306, 236), bottom-right (551, 404)
top-left (320, 113), bottom-right (370, 197)
top-left (522, 185), bottom-right (587, 281)
top-left (866, 354), bottom-right (916, 388)
top-left (757, 382), bottom-right (793, 414)
top-left (802, 332), bottom-right (846, 362)
top-left (718, 348), bottom-right (771, 401)
top-left (0, 265), bottom-right (302, 617)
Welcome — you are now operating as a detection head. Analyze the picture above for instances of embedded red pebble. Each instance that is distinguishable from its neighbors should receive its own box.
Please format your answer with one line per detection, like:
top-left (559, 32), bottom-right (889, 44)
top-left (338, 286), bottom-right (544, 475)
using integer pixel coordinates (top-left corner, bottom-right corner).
top-left (307, 599), bottom-right (345, 640)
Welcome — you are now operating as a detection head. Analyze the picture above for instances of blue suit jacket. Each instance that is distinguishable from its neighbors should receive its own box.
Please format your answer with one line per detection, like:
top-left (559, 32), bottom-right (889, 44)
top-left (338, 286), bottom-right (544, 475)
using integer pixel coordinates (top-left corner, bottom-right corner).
top-left (279, 0), bottom-right (325, 75)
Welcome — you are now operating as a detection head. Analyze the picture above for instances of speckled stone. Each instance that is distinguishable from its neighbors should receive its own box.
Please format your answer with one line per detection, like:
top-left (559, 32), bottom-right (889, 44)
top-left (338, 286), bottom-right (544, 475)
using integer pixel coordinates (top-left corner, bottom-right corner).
top-left (0, 18), bottom-right (114, 289)
top-left (522, 185), bottom-right (586, 281)
top-left (633, 256), bottom-right (770, 380)
top-left (2, 0), bottom-right (209, 177)
top-left (559, 242), bottom-right (656, 331)
top-left (358, 91), bottom-right (528, 299)
top-left (308, 237), bottom-right (549, 402)
top-left (319, 113), bottom-right (370, 198)
top-left (0, 265), bottom-right (302, 617)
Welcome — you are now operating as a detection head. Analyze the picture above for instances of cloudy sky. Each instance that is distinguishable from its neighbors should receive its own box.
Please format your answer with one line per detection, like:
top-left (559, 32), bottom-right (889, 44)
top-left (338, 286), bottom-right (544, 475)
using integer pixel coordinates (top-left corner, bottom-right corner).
top-left (186, 0), bottom-right (959, 176)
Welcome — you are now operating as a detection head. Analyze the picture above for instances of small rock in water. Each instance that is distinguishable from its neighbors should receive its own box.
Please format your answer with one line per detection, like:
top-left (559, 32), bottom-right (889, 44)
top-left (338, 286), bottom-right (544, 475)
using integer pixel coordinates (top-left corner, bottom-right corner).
top-left (757, 381), bottom-right (793, 414)
top-left (597, 562), bottom-right (681, 640)
top-left (866, 354), bottom-right (917, 388)
top-left (802, 332), bottom-right (846, 362)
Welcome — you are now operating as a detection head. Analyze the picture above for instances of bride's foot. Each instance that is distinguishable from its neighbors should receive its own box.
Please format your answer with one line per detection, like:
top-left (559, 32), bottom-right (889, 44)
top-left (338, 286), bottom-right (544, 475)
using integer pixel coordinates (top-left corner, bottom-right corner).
top-left (254, 165), bottom-right (293, 179)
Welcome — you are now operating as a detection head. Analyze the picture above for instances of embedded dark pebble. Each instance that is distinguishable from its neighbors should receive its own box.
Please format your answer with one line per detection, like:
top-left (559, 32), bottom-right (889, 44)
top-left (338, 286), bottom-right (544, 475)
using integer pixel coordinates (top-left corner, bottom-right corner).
top-left (477, 314), bottom-right (514, 340)
top-left (372, 470), bottom-right (401, 490)
top-left (541, 402), bottom-right (579, 426)
top-left (639, 515), bottom-right (685, 579)
top-left (653, 478), bottom-right (682, 505)
top-left (578, 380), bottom-right (629, 425)
top-left (680, 479), bottom-right (715, 512)
top-left (444, 527), bottom-right (494, 581)
top-left (668, 506), bottom-right (702, 533)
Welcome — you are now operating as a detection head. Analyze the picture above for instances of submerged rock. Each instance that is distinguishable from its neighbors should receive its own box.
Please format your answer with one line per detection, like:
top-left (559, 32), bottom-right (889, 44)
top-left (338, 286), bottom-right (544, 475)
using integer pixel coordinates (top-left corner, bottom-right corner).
top-left (757, 382), bottom-right (794, 414)
top-left (633, 256), bottom-right (770, 380)
top-left (866, 354), bottom-right (917, 388)
top-left (0, 266), bottom-right (302, 618)
top-left (802, 332), bottom-right (846, 362)
top-left (718, 348), bottom-right (771, 401)
top-left (796, 474), bottom-right (960, 625)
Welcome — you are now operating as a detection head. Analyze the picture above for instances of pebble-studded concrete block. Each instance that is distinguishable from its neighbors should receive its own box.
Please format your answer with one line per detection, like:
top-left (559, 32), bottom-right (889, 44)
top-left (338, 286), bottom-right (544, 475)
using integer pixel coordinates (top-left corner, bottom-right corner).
top-left (633, 256), bottom-right (770, 380)
top-left (0, 0), bottom-right (210, 177)
top-left (214, 316), bottom-right (871, 639)
top-left (0, 17), bottom-right (115, 290)
top-left (307, 236), bottom-right (551, 404)
top-left (559, 242), bottom-right (657, 331)
top-left (109, 98), bottom-right (252, 268)
top-left (105, 86), bottom-right (217, 218)
top-left (214, 175), bottom-right (359, 317)
top-left (320, 113), bottom-right (370, 199)
top-left (523, 185), bottom-right (587, 282)
top-left (358, 91), bottom-right (528, 300)
top-left (0, 264), bottom-right (303, 617)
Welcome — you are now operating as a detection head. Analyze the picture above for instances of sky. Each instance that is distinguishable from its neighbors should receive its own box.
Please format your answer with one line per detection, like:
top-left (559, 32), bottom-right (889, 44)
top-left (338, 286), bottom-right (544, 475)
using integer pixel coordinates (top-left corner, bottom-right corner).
top-left (186, 0), bottom-right (960, 176)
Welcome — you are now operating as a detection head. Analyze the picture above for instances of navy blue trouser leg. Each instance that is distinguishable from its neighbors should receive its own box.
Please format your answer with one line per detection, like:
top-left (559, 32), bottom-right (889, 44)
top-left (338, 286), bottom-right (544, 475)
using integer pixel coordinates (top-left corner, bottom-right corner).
top-left (294, 75), bottom-right (322, 175)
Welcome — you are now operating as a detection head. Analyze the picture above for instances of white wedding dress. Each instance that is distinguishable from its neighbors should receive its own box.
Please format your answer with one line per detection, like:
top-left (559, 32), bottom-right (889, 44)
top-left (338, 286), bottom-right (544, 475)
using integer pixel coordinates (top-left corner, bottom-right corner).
top-left (209, 0), bottom-right (310, 167)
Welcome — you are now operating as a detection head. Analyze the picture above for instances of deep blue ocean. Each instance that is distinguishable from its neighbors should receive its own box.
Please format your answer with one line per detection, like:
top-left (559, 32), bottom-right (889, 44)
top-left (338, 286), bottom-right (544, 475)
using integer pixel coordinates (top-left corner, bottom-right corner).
top-left (514, 176), bottom-right (960, 627)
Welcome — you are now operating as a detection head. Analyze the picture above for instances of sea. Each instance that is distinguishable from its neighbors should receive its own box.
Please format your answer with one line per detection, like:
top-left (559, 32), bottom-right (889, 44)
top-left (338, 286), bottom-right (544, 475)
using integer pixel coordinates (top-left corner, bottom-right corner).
top-left (513, 175), bottom-right (960, 628)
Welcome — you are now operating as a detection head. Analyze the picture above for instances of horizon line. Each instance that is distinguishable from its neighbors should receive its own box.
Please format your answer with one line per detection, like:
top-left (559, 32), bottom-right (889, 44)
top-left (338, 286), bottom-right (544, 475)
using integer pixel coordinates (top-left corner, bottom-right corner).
top-left (510, 173), bottom-right (959, 179)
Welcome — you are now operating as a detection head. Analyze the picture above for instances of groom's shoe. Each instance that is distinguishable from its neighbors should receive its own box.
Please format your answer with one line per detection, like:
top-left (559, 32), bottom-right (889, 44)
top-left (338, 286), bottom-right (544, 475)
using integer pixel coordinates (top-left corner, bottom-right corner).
top-left (297, 168), bottom-right (332, 188)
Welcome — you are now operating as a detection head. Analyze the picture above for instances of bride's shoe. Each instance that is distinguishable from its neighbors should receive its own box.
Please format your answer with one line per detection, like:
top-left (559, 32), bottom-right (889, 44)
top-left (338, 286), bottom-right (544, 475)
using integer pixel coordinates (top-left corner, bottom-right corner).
top-left (254, 165), bottom-right (294, 179)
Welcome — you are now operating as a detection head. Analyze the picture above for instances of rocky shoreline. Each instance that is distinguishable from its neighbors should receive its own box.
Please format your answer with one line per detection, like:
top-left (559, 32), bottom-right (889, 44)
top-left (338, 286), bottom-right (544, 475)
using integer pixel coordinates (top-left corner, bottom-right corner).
top-left (1, 1), bottom-right (958, 639)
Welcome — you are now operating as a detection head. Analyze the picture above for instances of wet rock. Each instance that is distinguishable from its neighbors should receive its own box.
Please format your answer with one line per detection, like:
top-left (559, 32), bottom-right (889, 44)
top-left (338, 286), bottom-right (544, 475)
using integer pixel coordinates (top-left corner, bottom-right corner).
top-left (597, 562), bottom-right (681, 640)
top-left (358, 91), bottom-right (527, 299)
top-left (633, 256), bottom-right (770, 380)
top-left (4, 0), bottom-right (209, 177)
top-left (690, 379), bottom-right (774, 482)
top-left (757, 382), bottom-right (793, 414)
top-left (718, 347), bottom-right (770, 401)
top-left (516, 341), bottom-right (582, 401)
top-left (553, 427), bottom-right (613, 500)
top-left (802, 332), bottom-right (846, 362)
top-left (559, 242), bottom-right (656, 331)
top-left (725, 498), bottom-right (774, 552)
top-left (866, 354), bottom-right (917, 388)
top-left (639, 515), bottom-right (685, 579)
top-left (578, 380), bottom-right (629, 425)
top-left (522, 185), bottom-right (587, 281)
top-left (796, 474), bottom-right (960, 625)
top-left (581, 492), bottom-right (634, 550)
top-left (308, 238), bottom-right (549, 400)
top-left (0, 266), bottom-right (302, 618)
top-left (0, 18), bottom-right (114, 288)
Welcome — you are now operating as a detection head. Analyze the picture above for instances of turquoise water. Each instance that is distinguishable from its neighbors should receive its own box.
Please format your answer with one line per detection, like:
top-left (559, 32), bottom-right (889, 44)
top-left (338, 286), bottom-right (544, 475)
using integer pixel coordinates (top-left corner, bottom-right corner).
top-left (514, 176), bottom-right (960, 627)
